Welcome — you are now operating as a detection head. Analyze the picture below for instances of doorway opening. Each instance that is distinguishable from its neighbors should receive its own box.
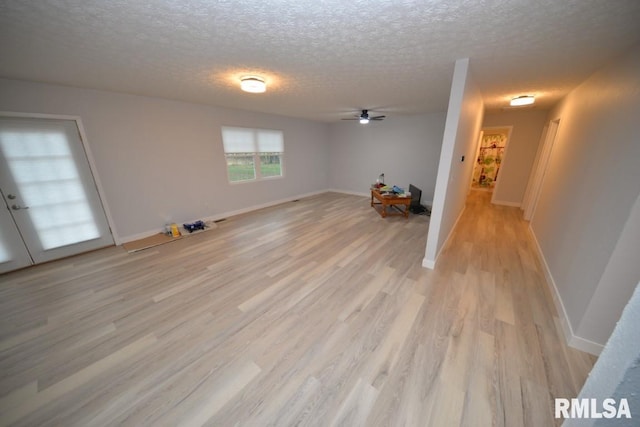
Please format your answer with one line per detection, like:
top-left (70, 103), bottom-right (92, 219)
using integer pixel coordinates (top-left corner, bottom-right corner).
top-left (471, 127), bottom-right (511, 192)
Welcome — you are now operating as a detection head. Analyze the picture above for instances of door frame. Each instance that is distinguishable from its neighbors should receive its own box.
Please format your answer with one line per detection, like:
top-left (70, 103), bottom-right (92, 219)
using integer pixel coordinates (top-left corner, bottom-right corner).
top-left (468, 130), bottom-right (484, 190)
top-left (521, 123), bottom-right (549, 216)
top-left (470, 126), bottom-right (513, 202)
top-left (489, 126), bottom-right (513, 204)
top-left (522, 118), bottom-right (560, 221)
top-left (0, 111), bottom-right (119, 244)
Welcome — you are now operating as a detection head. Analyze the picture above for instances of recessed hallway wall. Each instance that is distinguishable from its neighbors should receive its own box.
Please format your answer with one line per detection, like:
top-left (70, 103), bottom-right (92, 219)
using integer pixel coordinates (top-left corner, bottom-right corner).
top-left (481, 110), bottom-right (547, 206)
top-left (530, 44), bottom-right (640, 352)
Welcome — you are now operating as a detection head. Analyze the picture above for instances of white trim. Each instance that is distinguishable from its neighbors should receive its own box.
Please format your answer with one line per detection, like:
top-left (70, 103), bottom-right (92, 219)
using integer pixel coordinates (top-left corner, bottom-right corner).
top-left (521, 124), bottom-right (548, 212)
top-left (524, 119), bottom-right (560, 221)
top-left (0, 111), bottom-right (120, 244)
top-left (221, 126), bottom-right (285, 184)
top-left (491, 200), bottom-right (521, 207)
top-left (489, 126), bottom-right (513, 205)
top-left (118, 189), bottom-right (328, 243)
top-left (422, 258), bottom-right (435, 269)
top-left (0, 111), bottom-right (81, 121)
top-left (74, 118), bottom-right (120, 244)
top-left (422, 204), bottom-right (466, 270)
top-left (528, 223), bottom-right (604, 356)
top-left (119, 229), bottom-right (164, 244)
top-left (528, 224), bottom-right (573, 343)
top-left (468, 130), bottom-right (484, 189)
top-left (568, 335), bottom-right (605, 357)
top-left (327, 188), bottom-right (370, 198)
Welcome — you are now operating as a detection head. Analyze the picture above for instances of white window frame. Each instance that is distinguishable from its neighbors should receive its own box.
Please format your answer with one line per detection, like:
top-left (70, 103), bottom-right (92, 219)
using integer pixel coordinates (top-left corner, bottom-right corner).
top-left (221, 126), bottom-right (284, 184)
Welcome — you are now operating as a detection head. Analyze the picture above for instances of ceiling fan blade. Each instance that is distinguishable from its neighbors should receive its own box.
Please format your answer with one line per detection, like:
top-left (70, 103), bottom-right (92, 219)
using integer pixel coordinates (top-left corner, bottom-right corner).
top-left (341, 111), bottom-right (385, 121)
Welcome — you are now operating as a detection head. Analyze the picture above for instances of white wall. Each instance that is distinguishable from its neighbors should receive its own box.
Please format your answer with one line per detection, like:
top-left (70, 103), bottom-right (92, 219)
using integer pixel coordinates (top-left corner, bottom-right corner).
top-left (482, 110), bottom-right (547, 206)
top-left (327, 113), bottom-right (446, 203)
top-left (566, 283), bottom-right (640, 426)
top-left (0, 78), bottom-right (330, 242)
top-left (424, 58), bottom-right (484, 268)
top-left (577, 194), bottom-right (640, 345)
top-left (530, 45), bottom-right (640, 353)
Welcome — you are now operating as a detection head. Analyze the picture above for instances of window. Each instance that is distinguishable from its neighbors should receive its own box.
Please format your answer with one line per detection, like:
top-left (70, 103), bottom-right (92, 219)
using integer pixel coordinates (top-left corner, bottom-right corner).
top-left (221, 127), bottom-right (284, 182)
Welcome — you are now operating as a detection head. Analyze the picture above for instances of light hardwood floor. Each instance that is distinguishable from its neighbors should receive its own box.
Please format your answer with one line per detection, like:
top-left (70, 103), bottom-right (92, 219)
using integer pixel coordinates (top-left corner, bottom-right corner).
top-left (0, 191), bottom-right (596, 426)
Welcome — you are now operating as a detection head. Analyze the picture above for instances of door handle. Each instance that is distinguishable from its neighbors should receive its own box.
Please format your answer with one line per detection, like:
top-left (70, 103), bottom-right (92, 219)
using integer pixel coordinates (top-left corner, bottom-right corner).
top-left (7, 194), bottom-right (16, 200)
top-left (11, 204), bottom-right (29, 210)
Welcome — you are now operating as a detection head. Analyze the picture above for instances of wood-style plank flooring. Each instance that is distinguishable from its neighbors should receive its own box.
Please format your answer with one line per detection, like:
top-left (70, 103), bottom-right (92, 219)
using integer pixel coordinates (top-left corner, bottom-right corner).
top-left (0, 191), bottom-right (596, 426)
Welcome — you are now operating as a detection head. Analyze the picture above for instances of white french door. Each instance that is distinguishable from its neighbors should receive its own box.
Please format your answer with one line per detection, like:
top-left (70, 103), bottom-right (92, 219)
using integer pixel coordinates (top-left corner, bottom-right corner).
top-left (0, 116), bottom-right (113, 273)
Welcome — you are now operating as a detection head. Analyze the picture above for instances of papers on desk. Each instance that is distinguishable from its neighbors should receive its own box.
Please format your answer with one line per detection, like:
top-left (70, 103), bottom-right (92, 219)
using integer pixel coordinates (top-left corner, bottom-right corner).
top-left (371, 184), bottom-right (409, 197)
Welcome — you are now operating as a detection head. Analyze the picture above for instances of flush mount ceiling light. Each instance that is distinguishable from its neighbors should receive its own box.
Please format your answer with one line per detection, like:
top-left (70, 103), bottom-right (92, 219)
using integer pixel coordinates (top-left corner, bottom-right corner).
top-left (240, 76), bottom-right (266, 93)
top-left (510, 95), bottom-right (535, 106)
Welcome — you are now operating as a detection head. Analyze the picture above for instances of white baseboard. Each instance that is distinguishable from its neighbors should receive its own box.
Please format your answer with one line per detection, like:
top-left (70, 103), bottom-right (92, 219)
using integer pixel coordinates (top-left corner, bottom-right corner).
top-left (119, 229), bottom-right (162, 244)
top-left (568, 335), bottom-right (605, 357)
top-left (327, 188), bottom-right (370, 198)
top-left (118, 189), bottom-right (329, 244)
top-left (203, 189), bottom-right (329, 222)
top-left (422, 258), bottom-right (435, 269)
top-left (422, 204), bottom-right (466, 270)
top-left (491, 199), bottom-right (521, 207)
top-left (528, 224), bottom-right (604, 356)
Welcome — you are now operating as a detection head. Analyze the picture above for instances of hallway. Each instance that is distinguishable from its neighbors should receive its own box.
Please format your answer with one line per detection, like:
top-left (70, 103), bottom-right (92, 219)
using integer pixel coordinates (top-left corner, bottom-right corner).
top-left (430, 190), bottom-right (596, 425)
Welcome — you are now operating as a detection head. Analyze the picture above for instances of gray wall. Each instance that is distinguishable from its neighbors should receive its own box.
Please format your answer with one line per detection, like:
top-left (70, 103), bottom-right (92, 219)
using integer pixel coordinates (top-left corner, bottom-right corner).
top-left (482, 110), bottom-right (547, 206)
top-left (531, 45), bottom-right (640, 351)
top-left (0, 78), bottom-right (330, 242)
top-left (424, 58), bottom-right (485, 268)
top-left (327, 113), bottom-right (446, 203)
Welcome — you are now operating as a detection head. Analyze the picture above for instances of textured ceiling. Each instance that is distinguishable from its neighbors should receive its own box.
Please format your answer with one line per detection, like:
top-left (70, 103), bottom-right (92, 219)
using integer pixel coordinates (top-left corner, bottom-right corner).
top-left (1, 0), bottom-right (639, 122)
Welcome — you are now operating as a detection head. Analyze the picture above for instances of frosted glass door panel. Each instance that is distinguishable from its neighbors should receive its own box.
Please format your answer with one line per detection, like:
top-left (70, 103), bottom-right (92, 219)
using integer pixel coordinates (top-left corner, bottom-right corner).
top-left (0, 117), bottom-right (113, 266)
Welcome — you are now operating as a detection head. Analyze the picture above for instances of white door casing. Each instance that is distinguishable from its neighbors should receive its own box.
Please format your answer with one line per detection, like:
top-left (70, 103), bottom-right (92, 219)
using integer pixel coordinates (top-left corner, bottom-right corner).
top-left (523, 119), bottom-right (560, 221)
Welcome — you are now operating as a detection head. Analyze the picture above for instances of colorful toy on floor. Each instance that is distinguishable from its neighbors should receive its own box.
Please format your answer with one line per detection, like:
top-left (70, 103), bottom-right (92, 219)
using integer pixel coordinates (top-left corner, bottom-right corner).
top-left (183, 220), bottom-right (206, 233)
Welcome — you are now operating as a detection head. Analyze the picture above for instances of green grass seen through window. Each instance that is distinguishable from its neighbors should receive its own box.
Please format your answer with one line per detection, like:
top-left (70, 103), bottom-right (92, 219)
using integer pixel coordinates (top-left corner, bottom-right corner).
top-left (227, 164), bottom-right (255, 181)
top-left (260, 163), bottom-right (282, 178)
top-left (226, 153), bottom-right (282, 182)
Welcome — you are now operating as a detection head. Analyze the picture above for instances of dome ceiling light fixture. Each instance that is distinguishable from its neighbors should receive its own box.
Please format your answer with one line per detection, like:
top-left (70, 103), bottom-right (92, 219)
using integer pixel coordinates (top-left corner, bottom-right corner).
top-left (510, 95), bottom-right (535, 106)
top-left (240, 76), bottom-right (266, 93)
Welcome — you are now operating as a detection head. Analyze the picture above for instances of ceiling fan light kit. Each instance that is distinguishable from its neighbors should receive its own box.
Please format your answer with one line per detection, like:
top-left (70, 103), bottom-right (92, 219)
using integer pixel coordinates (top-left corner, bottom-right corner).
top-left (343, 109), bottom-right (386, 124)
top-left (240, 76), bottom-right (266, 93)
top-left (510, 95), bottom-right (535, 106)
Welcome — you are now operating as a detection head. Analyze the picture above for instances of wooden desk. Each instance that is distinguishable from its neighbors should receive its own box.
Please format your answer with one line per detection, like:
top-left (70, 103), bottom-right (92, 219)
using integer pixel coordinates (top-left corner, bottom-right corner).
top-left (371, 189), bottom-right (411, 218)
